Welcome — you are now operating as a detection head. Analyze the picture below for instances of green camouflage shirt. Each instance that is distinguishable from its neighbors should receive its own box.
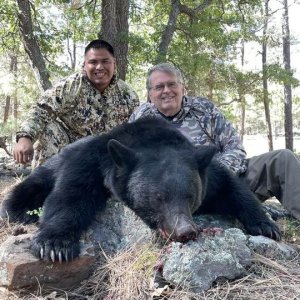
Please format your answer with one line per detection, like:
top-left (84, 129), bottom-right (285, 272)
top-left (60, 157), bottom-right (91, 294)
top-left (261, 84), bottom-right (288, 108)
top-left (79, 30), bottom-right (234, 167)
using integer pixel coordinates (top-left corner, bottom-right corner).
top-left (17, 73), bottom-right (139, 143)
top-left (129, 96), bottom-right (247, 175)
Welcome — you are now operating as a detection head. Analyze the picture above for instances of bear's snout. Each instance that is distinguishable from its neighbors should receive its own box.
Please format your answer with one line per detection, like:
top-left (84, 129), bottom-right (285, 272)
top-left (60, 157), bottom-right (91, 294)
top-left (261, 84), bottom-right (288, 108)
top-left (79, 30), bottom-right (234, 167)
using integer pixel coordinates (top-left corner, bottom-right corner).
top-left (160, 214), bottom-right (199, 243)
top-left (174, 223), bottom-right (199, 242)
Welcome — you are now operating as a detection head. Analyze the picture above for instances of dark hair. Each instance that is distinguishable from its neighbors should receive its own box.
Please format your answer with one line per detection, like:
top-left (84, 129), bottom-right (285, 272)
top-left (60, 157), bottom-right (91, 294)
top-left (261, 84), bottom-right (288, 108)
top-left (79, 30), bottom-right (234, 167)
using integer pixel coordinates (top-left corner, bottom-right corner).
top-left (84, 39), bottom-right (115, 57)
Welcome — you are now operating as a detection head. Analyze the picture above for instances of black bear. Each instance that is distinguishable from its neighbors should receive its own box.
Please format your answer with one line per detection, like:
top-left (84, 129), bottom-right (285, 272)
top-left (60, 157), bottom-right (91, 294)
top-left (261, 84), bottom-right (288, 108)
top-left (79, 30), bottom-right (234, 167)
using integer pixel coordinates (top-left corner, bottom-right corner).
top-left (1, 117), bottom-right (281, 262)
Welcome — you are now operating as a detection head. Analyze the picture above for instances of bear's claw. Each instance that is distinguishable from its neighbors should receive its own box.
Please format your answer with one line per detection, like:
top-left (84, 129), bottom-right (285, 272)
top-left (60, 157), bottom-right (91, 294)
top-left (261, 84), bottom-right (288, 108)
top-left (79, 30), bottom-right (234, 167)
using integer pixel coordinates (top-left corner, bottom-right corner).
top-left (50, 250), bottom-right (55, 262)
top-left (245, 220), bottom-right (282, 241)
top-left (32, 234), bottom-right (79, 263)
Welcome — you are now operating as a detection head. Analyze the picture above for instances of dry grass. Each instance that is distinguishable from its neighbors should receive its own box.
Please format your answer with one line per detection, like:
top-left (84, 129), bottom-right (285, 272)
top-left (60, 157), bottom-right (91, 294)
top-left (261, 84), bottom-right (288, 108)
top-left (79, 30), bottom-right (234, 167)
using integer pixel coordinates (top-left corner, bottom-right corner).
top-left (0, 217), bottom-right (37, 244)
top-left (75, 243), bottom-right (161, 299)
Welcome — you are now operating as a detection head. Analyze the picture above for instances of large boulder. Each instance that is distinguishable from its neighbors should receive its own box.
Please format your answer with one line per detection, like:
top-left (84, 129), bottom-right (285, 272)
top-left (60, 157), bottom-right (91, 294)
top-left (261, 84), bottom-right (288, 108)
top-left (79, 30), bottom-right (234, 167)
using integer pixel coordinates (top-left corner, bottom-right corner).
top-left (162, 228), bottom-right (252, 292)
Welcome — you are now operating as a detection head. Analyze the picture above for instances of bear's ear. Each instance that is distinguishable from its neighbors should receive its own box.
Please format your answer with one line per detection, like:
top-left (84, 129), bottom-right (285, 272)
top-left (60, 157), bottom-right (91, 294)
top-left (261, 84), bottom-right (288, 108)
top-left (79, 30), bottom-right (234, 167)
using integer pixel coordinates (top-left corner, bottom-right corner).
top-left (194, 145), bottom-right (217, 170)
top-left (107, 139), bottom-right (137, 169)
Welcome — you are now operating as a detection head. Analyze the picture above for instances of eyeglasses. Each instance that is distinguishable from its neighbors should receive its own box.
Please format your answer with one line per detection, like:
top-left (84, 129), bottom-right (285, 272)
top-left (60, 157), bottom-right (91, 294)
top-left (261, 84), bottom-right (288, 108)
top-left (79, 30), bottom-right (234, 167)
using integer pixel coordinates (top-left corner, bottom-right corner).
top-left (150, 81), bottom-right (180, 92)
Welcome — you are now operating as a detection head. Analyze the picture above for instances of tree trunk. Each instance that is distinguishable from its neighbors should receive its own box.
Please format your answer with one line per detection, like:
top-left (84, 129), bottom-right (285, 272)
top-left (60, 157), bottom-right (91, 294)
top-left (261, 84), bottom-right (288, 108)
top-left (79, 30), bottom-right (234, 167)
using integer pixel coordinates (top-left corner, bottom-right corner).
top-left (10, 55), bottom-right (18, 120)
top-left (3, 55), bottom-right (18, 123)
top-left (3, 96), bottom-right (10, 123)
top-left (205, 68), bottom-right (214, 101)
top-left (239, 40), bottom-right (245, 143)
top-left (99, 0), bottom-right (129, 80)
top-left (155, 0), bottom-right (212, 63)
top-left (155, 0), bottom-right (181, 64)
top-left (239, 96), bottom-right (245, 143)
top-left (16, 0), bottom-right (52, 91)
top-left (262, 0), bottom-right (273, 151)
top-left (116, 0), bottom-right (129, 80)
top-left (67, 32), bottom-right (76, 71)
top-left (282, 0), bottom-right (293, 150)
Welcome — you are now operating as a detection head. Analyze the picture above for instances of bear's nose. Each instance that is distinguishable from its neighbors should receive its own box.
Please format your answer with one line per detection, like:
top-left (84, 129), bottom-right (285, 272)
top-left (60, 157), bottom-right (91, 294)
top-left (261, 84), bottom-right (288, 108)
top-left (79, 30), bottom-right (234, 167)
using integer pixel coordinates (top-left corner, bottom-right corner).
top-left (175, 224), bottom-right (198, 242)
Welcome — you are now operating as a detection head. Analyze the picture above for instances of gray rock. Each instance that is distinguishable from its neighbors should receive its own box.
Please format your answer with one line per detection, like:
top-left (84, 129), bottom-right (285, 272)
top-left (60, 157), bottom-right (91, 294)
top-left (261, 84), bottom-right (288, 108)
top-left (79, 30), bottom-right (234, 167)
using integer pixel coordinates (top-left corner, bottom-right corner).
top-left (193, 214), bottom-right (243, 230)
top-left (162, 228), bottom-right (252, 293)
top-left (89, 197), bottom-right (155, 254)
top-left (247, 235), bottom-right (298, 259)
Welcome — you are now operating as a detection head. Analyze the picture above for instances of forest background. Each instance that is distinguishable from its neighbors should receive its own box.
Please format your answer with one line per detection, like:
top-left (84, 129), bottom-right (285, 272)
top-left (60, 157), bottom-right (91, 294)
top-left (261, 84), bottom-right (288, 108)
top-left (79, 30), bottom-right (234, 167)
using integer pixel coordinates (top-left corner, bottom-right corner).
top-left (0, 0), bottom-right (300, 157)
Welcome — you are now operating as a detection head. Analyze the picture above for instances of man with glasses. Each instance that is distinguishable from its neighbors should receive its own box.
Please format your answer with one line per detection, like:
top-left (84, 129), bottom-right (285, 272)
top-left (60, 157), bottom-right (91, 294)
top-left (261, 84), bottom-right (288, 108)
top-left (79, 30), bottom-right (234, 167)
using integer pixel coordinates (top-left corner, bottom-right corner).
top-left (130, 62), bottom-right (300, 220)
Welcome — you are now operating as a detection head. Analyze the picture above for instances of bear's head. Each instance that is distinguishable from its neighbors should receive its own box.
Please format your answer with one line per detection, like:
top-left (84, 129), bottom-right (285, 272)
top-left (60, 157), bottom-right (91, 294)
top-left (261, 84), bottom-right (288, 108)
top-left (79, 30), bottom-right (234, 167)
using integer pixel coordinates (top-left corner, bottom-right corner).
top-left (107, 139), bottom-right (216, 242)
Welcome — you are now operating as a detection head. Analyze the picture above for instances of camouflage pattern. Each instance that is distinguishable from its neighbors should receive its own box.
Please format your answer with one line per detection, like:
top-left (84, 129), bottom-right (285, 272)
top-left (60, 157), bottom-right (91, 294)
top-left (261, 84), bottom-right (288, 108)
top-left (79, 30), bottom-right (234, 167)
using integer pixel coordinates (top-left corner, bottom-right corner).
top-left (17, 73), bottom-right (139, 168)
top-left (129, 96), bottom-right (247, 175)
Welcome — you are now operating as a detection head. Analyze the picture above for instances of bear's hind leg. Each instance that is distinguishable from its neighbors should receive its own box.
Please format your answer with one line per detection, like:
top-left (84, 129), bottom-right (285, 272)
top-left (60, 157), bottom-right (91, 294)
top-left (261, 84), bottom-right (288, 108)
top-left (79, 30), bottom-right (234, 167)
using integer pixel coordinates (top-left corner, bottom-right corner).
top-left (1, 166), bottom-right (54, 224)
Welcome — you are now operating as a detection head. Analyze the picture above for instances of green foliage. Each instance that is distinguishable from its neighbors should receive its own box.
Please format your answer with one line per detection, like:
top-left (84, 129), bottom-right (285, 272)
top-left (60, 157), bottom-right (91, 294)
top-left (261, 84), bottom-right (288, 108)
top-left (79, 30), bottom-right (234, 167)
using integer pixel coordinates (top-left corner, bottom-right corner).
top-left (282, 218), bottom-right (300, 242)
top-left (0, 0), bottom-right (103, 124)
top-left (0, 0), bottom-right (299, 135)
top-left (26, 207), bottom-right (43, 217)
top-left (0, 0), bottom-right (19, 52)
top-left (0, 119), bottom-right (19, 136)
top-left (266, 64), bottom-right (299, 87)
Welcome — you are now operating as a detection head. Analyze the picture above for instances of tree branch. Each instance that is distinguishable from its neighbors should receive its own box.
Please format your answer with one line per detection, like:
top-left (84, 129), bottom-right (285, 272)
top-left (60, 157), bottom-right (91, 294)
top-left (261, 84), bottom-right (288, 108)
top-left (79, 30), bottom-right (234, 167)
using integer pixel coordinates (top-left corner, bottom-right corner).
top-left (155, 0), bottom-right (212, 63)
top-left (16, 0), bottom-right (51, 91)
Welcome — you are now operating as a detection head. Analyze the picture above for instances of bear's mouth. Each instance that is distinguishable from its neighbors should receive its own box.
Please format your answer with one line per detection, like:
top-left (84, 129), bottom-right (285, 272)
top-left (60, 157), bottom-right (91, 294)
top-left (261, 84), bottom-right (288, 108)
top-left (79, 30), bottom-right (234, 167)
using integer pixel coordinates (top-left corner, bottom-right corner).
top-left (158, 228), bottom-right (171, 241)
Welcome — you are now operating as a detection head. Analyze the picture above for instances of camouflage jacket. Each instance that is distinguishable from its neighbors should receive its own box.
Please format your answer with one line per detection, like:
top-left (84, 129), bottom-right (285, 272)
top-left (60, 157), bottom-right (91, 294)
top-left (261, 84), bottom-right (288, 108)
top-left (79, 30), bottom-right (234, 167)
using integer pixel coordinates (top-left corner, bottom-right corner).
top-left (129, 96), bottom-right (248, 175)
top-left (17, 73), bottom-right (139, 143)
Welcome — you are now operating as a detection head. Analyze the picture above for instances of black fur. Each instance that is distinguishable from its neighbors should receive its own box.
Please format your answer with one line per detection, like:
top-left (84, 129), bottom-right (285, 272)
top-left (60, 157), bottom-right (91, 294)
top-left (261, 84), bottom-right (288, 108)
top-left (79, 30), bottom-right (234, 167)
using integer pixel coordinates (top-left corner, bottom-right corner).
top-left (1, 117), bottom-right (281, 261)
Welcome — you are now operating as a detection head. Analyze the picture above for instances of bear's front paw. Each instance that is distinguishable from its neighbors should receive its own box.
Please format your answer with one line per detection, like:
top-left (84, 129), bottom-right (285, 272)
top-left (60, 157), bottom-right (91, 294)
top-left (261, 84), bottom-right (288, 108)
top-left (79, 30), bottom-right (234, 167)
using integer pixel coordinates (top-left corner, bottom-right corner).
top-left (31, 234), bottom-right (80, 263)
top-left (245, 220), bottom-right (282, 241)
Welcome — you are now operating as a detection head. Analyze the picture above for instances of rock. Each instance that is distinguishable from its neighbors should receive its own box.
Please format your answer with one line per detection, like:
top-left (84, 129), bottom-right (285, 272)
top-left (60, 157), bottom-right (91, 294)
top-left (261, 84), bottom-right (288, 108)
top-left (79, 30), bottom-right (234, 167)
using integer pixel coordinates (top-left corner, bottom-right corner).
top-left (247, 235), bottom-right (298, 259)
top-left (0, 234), bottom-right (95, 290)
top-left (0, 155), bottom-right (31, 176)
top-left (162, 228), bottom-right (252, 293)
top-left (193, 214), bottom-right (243, 230)
top-left (90, 197), bottom-right (155, 254)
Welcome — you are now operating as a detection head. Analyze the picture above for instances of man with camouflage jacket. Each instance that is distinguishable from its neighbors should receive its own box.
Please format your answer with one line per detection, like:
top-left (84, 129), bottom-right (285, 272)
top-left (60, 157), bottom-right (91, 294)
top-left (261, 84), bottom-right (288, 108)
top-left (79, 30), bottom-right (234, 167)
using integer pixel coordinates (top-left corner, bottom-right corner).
top-left (14, 39), bottom-right (139, 168)
top-left (130, 62), bottom-right (300, 220)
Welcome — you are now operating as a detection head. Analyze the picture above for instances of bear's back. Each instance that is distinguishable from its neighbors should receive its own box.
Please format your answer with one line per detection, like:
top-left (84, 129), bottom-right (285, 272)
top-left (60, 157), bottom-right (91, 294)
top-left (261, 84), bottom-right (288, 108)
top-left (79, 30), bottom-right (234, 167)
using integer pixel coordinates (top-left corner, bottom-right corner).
top-left (110, 117), bottom-right (194, 151)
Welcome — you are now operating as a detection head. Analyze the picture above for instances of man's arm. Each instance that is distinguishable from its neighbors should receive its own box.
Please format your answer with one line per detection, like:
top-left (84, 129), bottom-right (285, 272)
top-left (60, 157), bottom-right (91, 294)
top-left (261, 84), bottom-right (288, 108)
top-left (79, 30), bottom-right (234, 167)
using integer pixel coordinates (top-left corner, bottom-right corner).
top-left (14, 75), bottom-right (80, 164)
top-left (207, 102), bottom-right (247, 175)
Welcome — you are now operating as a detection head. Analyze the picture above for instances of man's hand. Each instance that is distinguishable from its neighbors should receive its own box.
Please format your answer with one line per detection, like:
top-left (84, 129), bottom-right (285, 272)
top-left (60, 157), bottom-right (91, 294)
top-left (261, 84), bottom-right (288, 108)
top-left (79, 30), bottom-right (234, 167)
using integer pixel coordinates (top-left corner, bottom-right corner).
top-left (13, 137), bottom-right (34, 164)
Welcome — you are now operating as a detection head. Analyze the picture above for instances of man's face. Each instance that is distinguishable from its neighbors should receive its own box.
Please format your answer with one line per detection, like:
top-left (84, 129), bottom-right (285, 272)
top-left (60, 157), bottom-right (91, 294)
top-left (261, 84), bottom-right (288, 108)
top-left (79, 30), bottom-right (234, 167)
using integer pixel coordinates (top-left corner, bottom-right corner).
top-left (148, 70), bottom-right (184, 117)
top-left (83, 48), bottom-right (116, 92)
